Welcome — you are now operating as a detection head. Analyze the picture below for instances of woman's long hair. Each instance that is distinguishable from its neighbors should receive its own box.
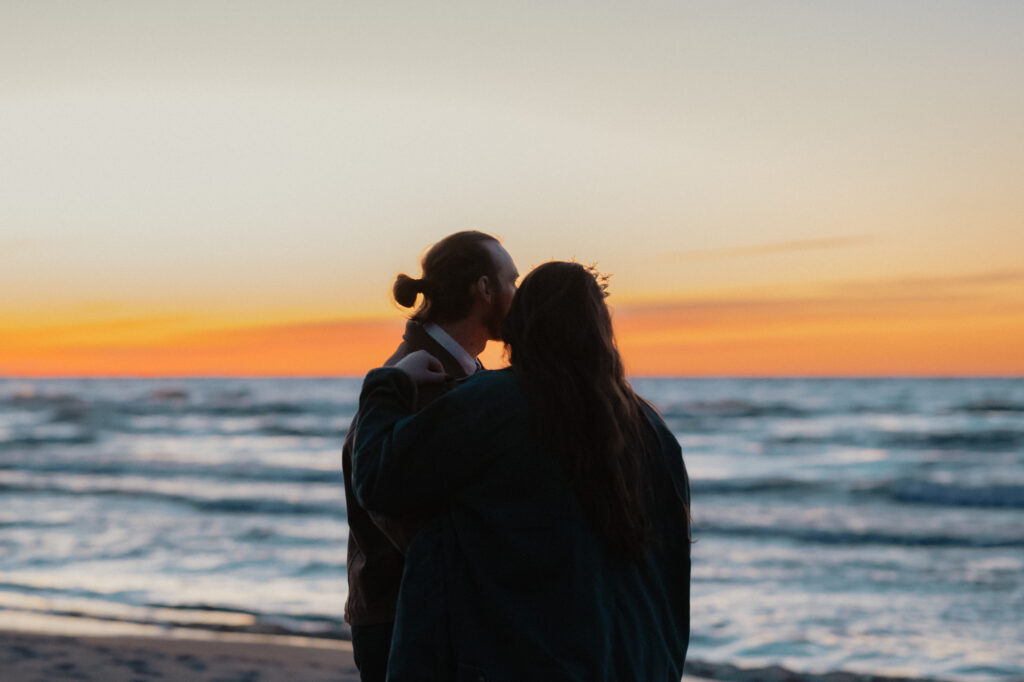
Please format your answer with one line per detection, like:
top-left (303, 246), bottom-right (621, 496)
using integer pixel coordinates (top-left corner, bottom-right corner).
top-left (502, 261), bottom-right (690, 562)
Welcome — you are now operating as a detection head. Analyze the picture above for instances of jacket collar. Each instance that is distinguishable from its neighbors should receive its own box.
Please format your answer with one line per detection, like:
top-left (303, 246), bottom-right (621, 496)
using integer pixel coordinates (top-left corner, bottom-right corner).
top-left (402, 321), bottom-right (475, 380)
top-left (422, 323), bottom-right (479, 377)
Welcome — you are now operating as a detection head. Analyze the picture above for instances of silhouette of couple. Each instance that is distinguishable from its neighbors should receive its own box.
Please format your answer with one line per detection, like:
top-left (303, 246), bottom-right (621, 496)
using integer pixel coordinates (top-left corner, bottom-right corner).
top-left (343, 231), bottom-right (691, 682)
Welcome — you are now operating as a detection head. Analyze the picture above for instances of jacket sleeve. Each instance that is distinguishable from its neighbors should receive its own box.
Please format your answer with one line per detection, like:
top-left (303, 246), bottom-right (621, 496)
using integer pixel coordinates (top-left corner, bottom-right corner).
top-left (643, 404), bottom-right (691, 509)
top-left (351, 367), bottom-right (493, 515)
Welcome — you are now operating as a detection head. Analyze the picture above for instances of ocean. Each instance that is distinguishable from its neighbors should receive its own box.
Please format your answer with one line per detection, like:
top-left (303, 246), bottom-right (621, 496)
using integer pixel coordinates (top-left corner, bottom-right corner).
top-left (0, 377), bottom-right (1021, 681)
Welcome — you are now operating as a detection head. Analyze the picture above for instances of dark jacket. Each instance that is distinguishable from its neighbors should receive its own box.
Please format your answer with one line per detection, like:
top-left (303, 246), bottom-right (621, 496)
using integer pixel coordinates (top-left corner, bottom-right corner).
top-left (342, 321), bottom-right (474, 626)
top-left (353, 367), bottom-right (691, 682)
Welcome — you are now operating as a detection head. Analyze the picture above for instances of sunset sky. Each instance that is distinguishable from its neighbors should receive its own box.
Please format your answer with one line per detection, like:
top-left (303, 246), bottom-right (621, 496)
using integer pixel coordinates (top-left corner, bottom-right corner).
top-left (3, 1), bottom-right (1023, 376)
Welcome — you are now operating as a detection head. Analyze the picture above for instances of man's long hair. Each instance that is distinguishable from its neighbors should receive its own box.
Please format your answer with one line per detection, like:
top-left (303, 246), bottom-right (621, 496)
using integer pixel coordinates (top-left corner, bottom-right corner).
top-left (393, 231), bottom-right (499, 324)
top-left (502, 261), bottom-right (690, 562)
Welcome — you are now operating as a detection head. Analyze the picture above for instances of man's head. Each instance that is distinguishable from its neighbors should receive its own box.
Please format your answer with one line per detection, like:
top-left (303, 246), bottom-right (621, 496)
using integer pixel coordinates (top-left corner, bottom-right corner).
top-left (393, 231), bottom-right (518, 341)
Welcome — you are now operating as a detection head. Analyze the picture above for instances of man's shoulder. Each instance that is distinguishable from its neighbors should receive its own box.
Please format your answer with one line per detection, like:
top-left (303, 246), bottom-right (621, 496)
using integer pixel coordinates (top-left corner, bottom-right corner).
top-left (382, 341), bottom-right (411, 368)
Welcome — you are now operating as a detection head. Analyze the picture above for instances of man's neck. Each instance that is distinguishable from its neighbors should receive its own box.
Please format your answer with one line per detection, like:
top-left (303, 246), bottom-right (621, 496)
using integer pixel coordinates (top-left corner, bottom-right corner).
top-left (437, 319), bottom-right (488, 358)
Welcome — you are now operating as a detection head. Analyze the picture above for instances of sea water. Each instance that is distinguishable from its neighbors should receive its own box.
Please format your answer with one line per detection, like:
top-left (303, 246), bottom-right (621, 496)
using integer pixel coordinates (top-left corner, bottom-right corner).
top-left (0, 377), bottom-right (1021, 681)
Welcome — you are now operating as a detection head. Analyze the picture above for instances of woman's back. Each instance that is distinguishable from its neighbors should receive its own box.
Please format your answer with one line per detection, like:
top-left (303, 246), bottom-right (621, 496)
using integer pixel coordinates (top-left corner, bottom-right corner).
top-left (354, 367), bottom-right (690, 681)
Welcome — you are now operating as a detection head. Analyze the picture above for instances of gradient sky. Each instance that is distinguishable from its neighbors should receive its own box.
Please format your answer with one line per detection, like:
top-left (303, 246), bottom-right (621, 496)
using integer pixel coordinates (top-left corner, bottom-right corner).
top-left (3, 1), bottom-right (1023, 376)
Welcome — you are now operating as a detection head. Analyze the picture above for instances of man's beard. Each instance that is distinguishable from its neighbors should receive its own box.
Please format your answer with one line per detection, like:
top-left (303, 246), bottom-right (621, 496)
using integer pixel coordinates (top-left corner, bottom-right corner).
top-left (484, 287), bottom-right (510, 341)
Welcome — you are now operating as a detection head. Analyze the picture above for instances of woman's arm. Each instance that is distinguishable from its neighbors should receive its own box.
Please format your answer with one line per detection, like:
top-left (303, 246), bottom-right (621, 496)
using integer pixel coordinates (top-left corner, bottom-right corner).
top-left (351, 364), bottom-right (498, 516)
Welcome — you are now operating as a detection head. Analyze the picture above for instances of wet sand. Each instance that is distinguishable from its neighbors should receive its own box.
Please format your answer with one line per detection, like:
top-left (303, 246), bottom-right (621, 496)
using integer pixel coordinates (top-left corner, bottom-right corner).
top-left (0, 630), bottom-right (360, 682)
top-left (0, 629), bottom-right (716, 681)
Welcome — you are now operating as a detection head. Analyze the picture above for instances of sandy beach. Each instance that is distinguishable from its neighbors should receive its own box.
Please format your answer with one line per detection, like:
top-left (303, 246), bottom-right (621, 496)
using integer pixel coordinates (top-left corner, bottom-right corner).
top-left (1, 628), bottom-right (719, 682)
top-left (0, 629), bottom-right (361, 682)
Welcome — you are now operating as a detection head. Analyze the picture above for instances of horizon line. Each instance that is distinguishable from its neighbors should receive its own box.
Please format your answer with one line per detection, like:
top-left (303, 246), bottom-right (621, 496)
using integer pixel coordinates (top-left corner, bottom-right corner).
top-left (3, 373), bottom-right (1022, 381)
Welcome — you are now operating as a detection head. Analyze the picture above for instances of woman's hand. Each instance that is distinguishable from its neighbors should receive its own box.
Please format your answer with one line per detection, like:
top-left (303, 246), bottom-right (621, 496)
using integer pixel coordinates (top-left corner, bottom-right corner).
top-left (394, 350), bottom-right (449, 384)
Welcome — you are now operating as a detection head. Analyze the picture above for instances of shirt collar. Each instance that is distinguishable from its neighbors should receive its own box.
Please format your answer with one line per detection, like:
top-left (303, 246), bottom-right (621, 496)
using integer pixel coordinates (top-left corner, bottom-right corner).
top-left (422, 322), bottom-right (479, 376)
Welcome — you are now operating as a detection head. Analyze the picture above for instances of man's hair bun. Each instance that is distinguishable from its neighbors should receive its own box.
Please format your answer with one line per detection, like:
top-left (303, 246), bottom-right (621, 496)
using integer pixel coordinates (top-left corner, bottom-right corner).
top-left (393, 274), bottom-right (423, 308)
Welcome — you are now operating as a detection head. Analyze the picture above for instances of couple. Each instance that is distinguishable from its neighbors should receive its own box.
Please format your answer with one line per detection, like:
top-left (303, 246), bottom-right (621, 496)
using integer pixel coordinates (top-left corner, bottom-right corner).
top-left (343, 231), bottom-right (691, 682)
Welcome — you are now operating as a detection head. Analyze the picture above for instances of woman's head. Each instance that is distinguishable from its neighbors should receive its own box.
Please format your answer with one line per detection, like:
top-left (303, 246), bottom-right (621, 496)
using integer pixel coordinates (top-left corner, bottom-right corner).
top-left (502, 261), bottom-right (621, 380)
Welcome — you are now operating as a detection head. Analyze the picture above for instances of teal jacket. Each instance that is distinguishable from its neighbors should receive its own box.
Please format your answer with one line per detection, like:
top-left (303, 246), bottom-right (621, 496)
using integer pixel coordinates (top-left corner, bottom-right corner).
top-left (352, 366), bottom-right (690, 682)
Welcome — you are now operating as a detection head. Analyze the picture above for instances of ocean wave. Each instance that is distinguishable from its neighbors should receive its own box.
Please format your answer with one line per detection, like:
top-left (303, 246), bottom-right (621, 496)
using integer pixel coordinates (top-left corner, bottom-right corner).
top-left (294, 561), bottom-right (346, 575)
top-left (875, 480), bottom-right (1024, 509)
top-left (691, 478), bottom-right (823, 495)
top-left (694, 521), bottom-right (1024, 548)
top-left (0, 459), bottom-right (340, 484)
top-left (0, 520), bottom-right (70, 530)
top-left (119, 399), bottom-right (346, 418)
top-left (766, 429), bottom-right (1024, 451)
top-left (143, 601), bottom-right (256, 614)
top-left (764, 433), bottom-right (852, 446)
top-left (193, 497), bottom-right (342, 517)
top-left (235, 528), bottom-right (329, 545)
top-left (880, 430), bottom-right (1024, 450)
top-left (145, 387), bottom-right (190, 402)
top-left (0, 482), bottom-right (344, 518)
top-left (0, 433), bottom-right (96, 448)
top-left (3, 392), bottom-right (84, 410)
top-left (0, 599), bottom-right (349, 641)
top-left (258, 423), bottom-right (346, 438)
top-left (48, 404), bottom-right (95, 424)
top-left (662, 400), bottom-right (815, 420)
top-left (181, 402), bottom-right (312, 417)
top-left (619, 476), bottom-right (1024, 510)
top-left (683, 658), bottom-right (952, 682)
top-left (4, 394), bottom-right (352, 423)
top-left (7, 408), bottom-right (350, 440)
top-left (150, 602), bottom-right (344, 629)
top-left (0, 580), bottom-right (351, 639)
top-left (957, 399), bottom-right (1024, 413)
top-left (0, 582), bottom-right (117, 602)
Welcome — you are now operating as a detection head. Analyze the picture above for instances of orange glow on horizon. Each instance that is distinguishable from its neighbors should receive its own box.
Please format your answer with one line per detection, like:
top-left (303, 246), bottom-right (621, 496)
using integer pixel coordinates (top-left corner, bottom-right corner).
top-left (2, 293), bottom-right (1022, 377)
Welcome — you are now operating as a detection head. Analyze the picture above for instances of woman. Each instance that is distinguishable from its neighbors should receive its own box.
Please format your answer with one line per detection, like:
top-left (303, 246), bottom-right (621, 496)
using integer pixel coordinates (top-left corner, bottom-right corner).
top-left (352, 261), bottom-right (691, 681)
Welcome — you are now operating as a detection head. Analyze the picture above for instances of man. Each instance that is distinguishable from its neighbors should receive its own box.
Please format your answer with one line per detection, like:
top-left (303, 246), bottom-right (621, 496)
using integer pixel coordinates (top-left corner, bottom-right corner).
top-left (342, 230), bottom-right (518, 682)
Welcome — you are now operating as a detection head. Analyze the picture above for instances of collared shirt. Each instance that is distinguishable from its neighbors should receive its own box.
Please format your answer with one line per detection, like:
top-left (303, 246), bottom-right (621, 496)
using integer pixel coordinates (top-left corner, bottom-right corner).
top-left (423, 322), bottom-right (479, 376)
